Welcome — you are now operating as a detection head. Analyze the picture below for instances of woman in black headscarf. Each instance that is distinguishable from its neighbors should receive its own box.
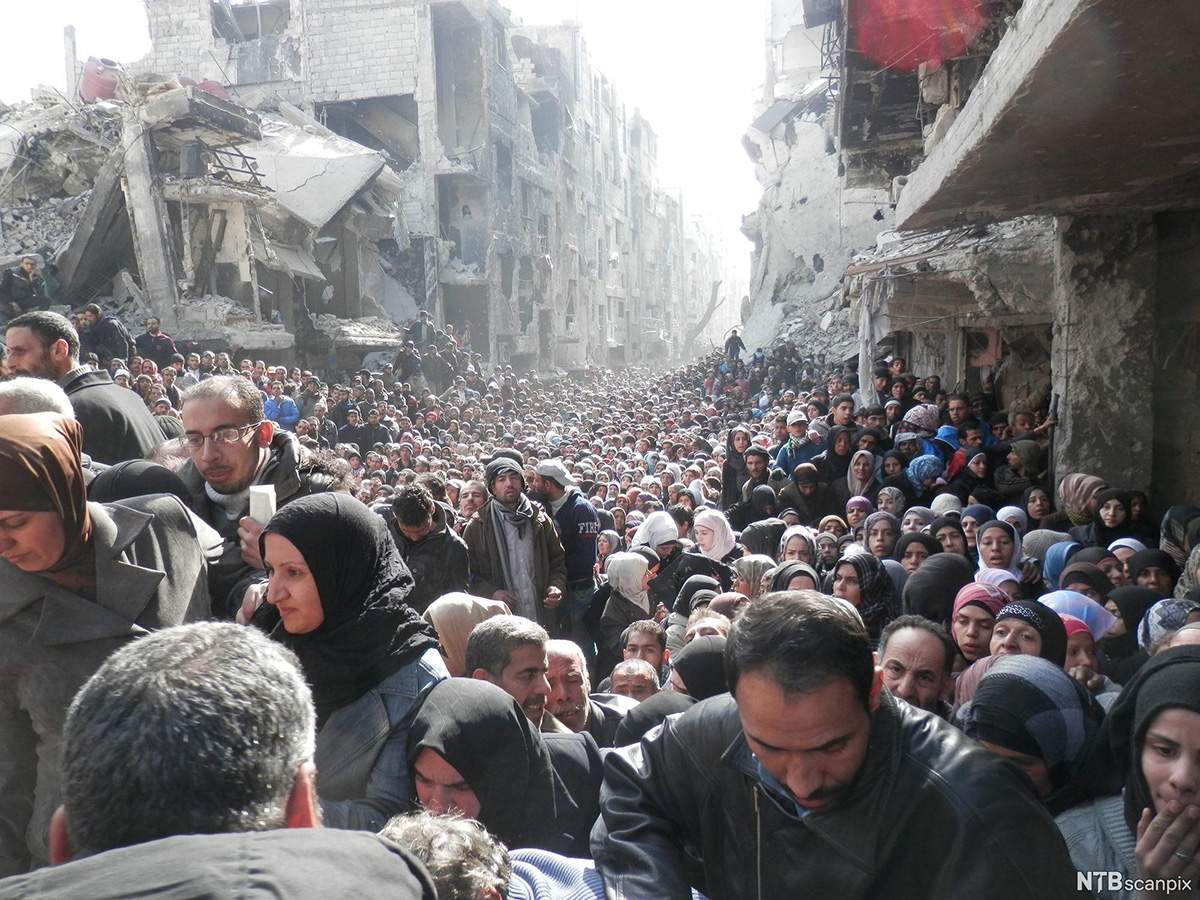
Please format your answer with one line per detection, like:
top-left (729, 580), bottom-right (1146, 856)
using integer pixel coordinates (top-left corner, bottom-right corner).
top-left (901, 553), bottom-right (977, 626)
top-left (769, 560), bottom-right (822, 592)
top-left (408, 678), bottom-right (598, 856)
top-left (1069, 489), bottom-right (1137, 549)
top-left (614, 691), bottom-right (696, 745)
top-left (1097, 585), bottom-right (1159, 685)
top-left (740, 517), bottom-right (787, 559)
top-left (779, 463), bottom-right (841, 527)
top-left (831, 551), bottom-right (898, 643)
top-left (668, 634), bottom-right (729, 700)
top-left (1056, 647), bottom-right (1200, 890)
top-left (260, 492), bottom-right (447, 830)
top-left (666, 574), bottom-right (721, 656)
top-left (814, 425), bottom-right (855, 484)
top-left (720, 426), bottom-right (753, 510)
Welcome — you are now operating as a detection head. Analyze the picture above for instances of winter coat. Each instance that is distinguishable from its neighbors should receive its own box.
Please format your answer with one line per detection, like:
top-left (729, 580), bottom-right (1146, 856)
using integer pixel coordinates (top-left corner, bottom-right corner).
top-left (0, 497), bottom-right (216, 875)
top-left (133, 330), bottom-right (177, 369)
top-left (317, 647), bottom-right (448, 831)
top-left (177, 430), bottom-right (323, 619)
top-left (592, 691), bottom-right (1084, 900)
top-left (61, 367), bottom-right (164, 466)
top-left (549, 489), bottom-right (601, 585)
top-left (264, 395), bottom-right (300, 431)
top-left (378, 502), bottom-right (470, 613)
top-left (0, 829), bottom-right (437, 900)
top-left (462, 498), bottom-right (568, 633)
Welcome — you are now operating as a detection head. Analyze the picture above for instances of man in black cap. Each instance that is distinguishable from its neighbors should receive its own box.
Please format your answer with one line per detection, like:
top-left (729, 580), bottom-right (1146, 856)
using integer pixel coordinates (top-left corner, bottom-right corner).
top-left (739, 445), bottom-right (772, 503)
top-left (463, 456), bottom-right (568, 635)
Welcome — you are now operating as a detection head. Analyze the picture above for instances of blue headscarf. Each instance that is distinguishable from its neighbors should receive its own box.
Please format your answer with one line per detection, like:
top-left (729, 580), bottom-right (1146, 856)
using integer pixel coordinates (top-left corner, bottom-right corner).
top-left (1042, 541), bottom-right (1083, 590)
top-left (961, 504), bottom-right (996, 527)
top-left (906, 455), bottom-right (945, 494)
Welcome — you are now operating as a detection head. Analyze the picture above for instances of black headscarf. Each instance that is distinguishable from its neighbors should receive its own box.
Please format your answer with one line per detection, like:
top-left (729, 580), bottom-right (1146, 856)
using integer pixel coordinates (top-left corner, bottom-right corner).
top-left (670, 634), bottom-right (729, 700)
top-left (1088, 646), bottom-right (1200, 832)
top-left (834, 552), bottom-right (897, 643)
top-left (994, 600), bottom-right (1068, 667)
top-left (901, 553), bottom-right (976, 625)
top-left (1090, 489), bottom-right (1135, 547)
top-left (1128, 549), bottom-right (1180, 587)
top-left (816, 426), bottom-right (854, 482)
top-left (740, 517), bottom-right (786, 558)
top-left (87, 459), bottom-right (189, 503)
top-left (929, 516), bottom-right (969, 557)
top-left (613, 691), bottom-right (696, 746)
top-left (893, 532), bottom-right (942, 564)
top-left (674, 574), bottom-right (721, 616)
top-left (769, 561), bottom-right (822, 592)
top-left (1102, 586), bottom-right (1161, 660)
top-left (260, 493), bottom-right (438, 728)
top-left (407, 679), bottom-right (564, 851)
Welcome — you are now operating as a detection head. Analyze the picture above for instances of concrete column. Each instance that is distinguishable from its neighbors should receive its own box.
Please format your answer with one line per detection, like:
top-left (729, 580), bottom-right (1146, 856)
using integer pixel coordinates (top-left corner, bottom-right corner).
top-left (1051, 214), bottom-right (1156, 493)
top-left (121, 116), bottom-right (182, 329)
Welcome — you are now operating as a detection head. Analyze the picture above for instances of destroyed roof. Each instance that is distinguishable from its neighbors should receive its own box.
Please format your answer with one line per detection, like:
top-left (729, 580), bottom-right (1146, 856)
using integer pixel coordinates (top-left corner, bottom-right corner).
top-left (240, 119), bottom-right (387, 229)
top-left (314, 314), bottom-right (405, 349)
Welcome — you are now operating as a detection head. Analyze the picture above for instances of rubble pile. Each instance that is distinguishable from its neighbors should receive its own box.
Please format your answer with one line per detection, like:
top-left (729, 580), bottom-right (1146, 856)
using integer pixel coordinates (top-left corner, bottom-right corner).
top-left (0, 194), bottom-right (90, 259)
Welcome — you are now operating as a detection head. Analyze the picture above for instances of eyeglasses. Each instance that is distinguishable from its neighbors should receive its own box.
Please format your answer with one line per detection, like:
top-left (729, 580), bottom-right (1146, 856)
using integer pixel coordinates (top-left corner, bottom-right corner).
top-left (182, 422), bottom-right (263, 450)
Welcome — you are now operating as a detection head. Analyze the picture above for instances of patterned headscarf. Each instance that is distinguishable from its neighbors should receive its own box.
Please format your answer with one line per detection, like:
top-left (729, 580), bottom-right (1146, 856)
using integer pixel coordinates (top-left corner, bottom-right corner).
top-left (834, 550), bottom-right (897, 643)
top-left (906, 455), bottom-right (945, 494)
top-left (957, 655), bottom-right (1104, 814)
top-left (1137, 597), bottom-right (1200, 650)
top-left (877, 486), bottom-right (908, 516)
top-left (902, 403), bottom-right (941, 435)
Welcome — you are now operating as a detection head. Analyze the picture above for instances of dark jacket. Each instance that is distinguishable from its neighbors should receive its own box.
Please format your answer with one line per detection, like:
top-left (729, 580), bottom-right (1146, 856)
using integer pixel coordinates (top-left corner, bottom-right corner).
top-left (90, 315), bottom-right (135, 366)
top-left (133, 330), bottom-right (177, 369)
top-left (549, 489), bottom-right (600, 584)
top-left (0, 267), bottom-right (46, 320)
top-left (648, 549), bottom-right (733, 612)
top-left (0, 828), bottom-right (437, 900)
top-left (543, 731), bottom-right (605, 856)
top-left (177, 430), bottom-right (321, 619)
top-left (378, 501), bottom-right (469, 614)
top-left (599, 589), bottom-right (653, 675)
top-left (462, 498), bottom-right (568, 634)
top-left (0, 498), bottom-right (216, 875)
top-left (337, 421), bottom-right (368, 455)
top-left (313, 416), bottom-right (339, 449)
top-left (592, 691), bottom-right (1085, 900)
top-left (61, 367), bottom-right (163, 465)
top-left (583, 693), bottom-right (639, 748)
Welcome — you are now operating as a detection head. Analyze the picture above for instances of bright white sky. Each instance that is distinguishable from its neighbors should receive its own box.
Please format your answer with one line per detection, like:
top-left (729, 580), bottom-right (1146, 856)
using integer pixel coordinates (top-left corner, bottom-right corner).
top-left (0, 0), bottom-right (763, 284)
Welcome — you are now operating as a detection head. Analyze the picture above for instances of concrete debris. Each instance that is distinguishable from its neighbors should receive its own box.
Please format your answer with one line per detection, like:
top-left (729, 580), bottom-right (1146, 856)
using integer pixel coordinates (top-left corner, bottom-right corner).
top-left (0, 194), bottom-right (89, 259)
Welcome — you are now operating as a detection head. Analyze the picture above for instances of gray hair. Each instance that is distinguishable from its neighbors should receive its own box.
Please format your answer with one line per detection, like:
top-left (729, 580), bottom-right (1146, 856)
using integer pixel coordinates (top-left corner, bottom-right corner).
top-left (181, 374), bottom-right (265, 424)
top-left (612, 657), bottom-right (660, 688)
top-left (61, 622), bottom-right (316, 858)
top-left (464, 616), bottom-right (548, 680)
top-left (0, 376), bottom-right (74, 415)
top-left (380, 812), bottom-right (511, 900)
top-left (546, 638), bottom-right (591, 692)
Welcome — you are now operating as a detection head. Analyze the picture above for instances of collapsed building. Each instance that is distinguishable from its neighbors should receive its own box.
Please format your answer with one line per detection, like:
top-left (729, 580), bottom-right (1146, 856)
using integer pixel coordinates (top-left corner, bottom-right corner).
top-left (0, 0), bottom-right (739, 372)
top-left (748, 0), bottom-right (1200, 505)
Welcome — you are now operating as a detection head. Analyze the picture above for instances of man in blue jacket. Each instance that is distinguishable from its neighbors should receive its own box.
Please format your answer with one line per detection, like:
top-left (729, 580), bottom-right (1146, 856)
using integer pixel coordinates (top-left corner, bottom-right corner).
top-left (263, 381), bottom-right (300, 431)
top-left (532, 459), bottom-right (600, 663)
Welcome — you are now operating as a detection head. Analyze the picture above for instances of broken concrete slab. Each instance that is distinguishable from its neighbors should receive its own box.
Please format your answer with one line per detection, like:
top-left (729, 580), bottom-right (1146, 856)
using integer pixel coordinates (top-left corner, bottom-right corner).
top-left (240, 120), bottom-right (386, 229)
top-left (138, 86), bottom-right (262, 149)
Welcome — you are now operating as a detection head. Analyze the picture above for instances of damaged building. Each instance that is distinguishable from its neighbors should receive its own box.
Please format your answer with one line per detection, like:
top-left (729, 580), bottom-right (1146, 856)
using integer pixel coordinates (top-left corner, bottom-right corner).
top-left (748, 0), bottom-right (1200, 506)
top-left (0, 0), bottom-right (736, 371)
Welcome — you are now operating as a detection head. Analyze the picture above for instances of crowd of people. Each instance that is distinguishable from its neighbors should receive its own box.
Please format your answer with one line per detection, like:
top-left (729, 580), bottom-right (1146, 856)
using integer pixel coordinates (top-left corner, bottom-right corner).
top-left (0, 305), bottom-right (1199, 899)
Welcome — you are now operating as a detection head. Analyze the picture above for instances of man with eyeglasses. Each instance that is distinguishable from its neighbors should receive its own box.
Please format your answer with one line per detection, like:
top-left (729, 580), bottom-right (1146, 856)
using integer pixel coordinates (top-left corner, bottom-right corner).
top-left (178, 375), bottom-right (324, 620)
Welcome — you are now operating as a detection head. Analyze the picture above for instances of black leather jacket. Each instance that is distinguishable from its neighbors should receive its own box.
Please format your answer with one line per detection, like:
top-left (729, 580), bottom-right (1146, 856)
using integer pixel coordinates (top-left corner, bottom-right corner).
top-left (592, 691), bottom-right (1087, 900)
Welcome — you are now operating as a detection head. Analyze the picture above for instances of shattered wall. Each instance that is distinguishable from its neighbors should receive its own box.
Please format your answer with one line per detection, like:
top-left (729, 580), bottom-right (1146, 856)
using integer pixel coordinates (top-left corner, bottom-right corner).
top-left (742, 100), bottom-right (892, 359)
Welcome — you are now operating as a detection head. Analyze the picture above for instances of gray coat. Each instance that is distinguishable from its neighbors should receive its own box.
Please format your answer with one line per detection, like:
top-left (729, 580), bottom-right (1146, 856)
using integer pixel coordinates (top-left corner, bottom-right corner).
top-left (0, 497), bottom-right (217, 876)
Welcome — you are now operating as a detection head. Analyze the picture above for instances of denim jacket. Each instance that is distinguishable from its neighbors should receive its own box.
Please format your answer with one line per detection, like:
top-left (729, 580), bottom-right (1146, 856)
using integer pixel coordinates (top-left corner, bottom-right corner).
top-left (317, 646), bottom-right (448, 831)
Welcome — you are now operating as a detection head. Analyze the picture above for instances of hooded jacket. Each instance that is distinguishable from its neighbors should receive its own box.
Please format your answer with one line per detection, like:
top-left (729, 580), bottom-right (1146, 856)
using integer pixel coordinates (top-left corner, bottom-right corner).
top-left (592, 691), bottom-right (1082, 900)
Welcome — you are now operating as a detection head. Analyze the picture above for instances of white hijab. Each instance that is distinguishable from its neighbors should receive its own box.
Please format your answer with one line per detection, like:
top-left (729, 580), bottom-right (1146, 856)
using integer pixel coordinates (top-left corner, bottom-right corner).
top-left (693, 508), bottom-right (737, 561)
top-left (606, 552), bottom-right (651, 614)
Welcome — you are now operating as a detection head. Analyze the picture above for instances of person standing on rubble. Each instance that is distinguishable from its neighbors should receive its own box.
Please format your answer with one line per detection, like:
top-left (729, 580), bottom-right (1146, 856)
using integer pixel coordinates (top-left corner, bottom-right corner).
top-left (133, 316), bottom-right (177, 370)
top-left (0, 256), bottom-right (48, 326)
top-left (78, 303), bottom-right (136, 369)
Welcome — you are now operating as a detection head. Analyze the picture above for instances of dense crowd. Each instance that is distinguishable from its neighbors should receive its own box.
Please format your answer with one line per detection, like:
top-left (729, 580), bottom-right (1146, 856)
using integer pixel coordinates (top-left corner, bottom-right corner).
top-left (0, 305), bottom-right (1198, 899)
